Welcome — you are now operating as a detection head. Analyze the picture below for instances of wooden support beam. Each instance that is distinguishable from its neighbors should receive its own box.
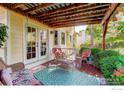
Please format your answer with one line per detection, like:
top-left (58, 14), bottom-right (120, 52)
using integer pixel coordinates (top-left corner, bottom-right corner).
top-left (44, 14), bottom-right (104, 24)
top-left (48, 18), bottom-right (102, 25)
top-left (90, 25), bottom-right (94, 48)
top-left (37, 3), bottom-right (94, 17)
top-left (102, 20), bottom-right (109, 50)
top-left (42, 9), bottom-right (106, 22)
top-left (40, 4), bottom-right (109, 20)
top-left (51, 20), bottom-right (101, 27)
top-left (52, 21), bottom-right (100, 28)
top-left (25, 3), bottom-right (56, 13)
top-left (101, 3), bottom-right (120, 25)
top-left (101, 3), bottom-right (120, 50)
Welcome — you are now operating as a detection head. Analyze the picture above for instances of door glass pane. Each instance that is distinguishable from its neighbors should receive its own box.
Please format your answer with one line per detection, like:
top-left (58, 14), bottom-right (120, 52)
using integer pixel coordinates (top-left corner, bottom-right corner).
top-left (61, 32), bottom-right (65, 45)
top-left (27, 27), bottom-right (36, 60)
top-left (54, 30), bottom-right (58, 45)
top-left (40, 30), bottom-right (47, 56)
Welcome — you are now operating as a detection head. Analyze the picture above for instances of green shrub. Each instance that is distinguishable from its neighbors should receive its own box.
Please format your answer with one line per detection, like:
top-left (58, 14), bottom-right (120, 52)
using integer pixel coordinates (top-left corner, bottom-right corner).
top-left (91, 48), bottom-right (101, 56)
top-left (90, 48), bottom-right (101, 67)
top-left (99, 56), bottom-right (124, 85)
top-left (98, 50), bottom-right (119, 59)
top-left (0, 23), bottom-right (8, 47)
top-left (95, 50), bottom-right (120, 68)
top-left (79, 47), bottom-right (89, 56)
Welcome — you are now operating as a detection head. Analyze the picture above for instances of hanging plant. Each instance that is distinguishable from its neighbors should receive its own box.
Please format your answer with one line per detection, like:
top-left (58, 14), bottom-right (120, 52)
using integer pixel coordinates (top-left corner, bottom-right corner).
top-left (0, 23), bottom-right (8, 47)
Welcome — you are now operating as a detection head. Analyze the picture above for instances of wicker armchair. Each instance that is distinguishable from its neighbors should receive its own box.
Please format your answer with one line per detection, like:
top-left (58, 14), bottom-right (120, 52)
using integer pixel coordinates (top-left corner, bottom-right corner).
top-left (52, 48), bottom-right (76, 68)
top-left (0, 57), bottom-right (25, 72)
top-left (0, 57), bottom-right (25, 85)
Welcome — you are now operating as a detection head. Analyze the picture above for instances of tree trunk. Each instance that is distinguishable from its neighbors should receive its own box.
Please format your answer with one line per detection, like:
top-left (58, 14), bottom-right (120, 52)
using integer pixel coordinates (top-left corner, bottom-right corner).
top-left (90, 25), bottom-right (94, 48)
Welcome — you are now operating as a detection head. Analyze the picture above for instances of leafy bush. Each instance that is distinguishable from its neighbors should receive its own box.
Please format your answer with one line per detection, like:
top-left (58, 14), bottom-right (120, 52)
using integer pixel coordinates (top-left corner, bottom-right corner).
top-left (90, 48), bottom-right (101, 67)
top-left (95, 50), bottom-right (120, 68)
top-left (0, 23), bottom-right (8, 47)
top-left (79, 47), bottom-right (89, 56)
top-left (91, 48), bottom-right (101, 56)
top-left (98, 50), bottom-right (119, 59)
top-left (99, 56), bottom-right (124, 85)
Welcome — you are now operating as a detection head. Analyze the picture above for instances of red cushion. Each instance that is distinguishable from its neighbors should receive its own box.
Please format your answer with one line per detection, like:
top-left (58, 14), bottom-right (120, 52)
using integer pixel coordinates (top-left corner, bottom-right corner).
top-left (82, 51), bottom-right (90, 58)
top-left (52, 48), bottom-right (63, 57)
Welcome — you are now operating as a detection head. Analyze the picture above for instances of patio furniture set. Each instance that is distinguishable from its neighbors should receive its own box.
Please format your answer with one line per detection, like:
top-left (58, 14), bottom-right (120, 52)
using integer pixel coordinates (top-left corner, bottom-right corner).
top-left (0, 48), bottom-right (92, 85)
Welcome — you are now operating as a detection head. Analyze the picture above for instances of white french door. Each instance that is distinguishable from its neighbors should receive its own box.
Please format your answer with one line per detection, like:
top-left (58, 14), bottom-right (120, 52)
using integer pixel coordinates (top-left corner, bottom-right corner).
top-left (26, 26), bottom-right (38, 63)
top-left (25, 27), bottom-right (48, 64)
top-left (38, 30), bottom-right (48, 60)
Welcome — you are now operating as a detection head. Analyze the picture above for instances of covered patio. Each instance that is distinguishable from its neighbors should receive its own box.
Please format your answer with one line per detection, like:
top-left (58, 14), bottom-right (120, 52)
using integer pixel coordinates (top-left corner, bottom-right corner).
top-left (0, 3), bottom-right (120, 50)
top-left (0, 3), bottom-right (122, 85)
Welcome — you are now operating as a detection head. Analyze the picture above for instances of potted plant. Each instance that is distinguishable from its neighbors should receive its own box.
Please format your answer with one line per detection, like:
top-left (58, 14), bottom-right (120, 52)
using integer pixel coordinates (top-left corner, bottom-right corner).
top-left (0, 23), bottom-right (8, 47)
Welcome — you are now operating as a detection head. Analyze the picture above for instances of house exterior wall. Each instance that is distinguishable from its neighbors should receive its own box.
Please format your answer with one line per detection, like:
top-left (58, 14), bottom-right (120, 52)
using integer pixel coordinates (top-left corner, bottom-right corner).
top-left (54, 27), bottom-right (74, 48)
top-left (0, 7), bottom-right (76, 68)
top-left (9, 10), bottom-right (53, 66)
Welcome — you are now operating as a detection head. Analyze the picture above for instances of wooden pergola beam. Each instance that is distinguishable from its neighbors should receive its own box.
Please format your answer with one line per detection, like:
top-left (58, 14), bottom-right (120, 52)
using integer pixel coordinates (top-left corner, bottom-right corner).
top-left (52, 21), bottom-right (100, 28)
top-left (37, 3), bottom-right (94, 17)
top-left (50, 19), bottom-right (101, 26)
top-left (48, 18), bottom-right (102, 25)
top-left (102, 20), bottom-right (109, 50)
top-left (44, 14), bottom-right (104, 24)
top-left (101, 3), bottom-right (120, 25)
top-left (101, 3), bottom-right (120, 50)
top-left (25, 3), bottom-right (56, 13)
top-left (40, 4), bottom-right (109, 20)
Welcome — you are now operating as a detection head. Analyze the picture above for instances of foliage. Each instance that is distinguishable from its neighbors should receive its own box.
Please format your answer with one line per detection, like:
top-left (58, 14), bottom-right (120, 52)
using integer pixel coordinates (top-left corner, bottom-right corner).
top-left (86, 24), bottom-right (102, 45)
top-left (90, 48), bottom-right (101, 67)
top-left (95, 50), bottom-right (120, 68)
top-left (91, 48), bottom-right (101, 56)
top-left (99, 56), bottom-right (124, 85)
top-left (0, 23), bottom-right (8, 47)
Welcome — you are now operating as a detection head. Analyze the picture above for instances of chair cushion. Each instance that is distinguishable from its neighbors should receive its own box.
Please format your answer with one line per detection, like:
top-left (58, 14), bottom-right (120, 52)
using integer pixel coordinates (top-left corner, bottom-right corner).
top-left (1, 67), bottom-right (13, 85)
top-left (82, 50), bottom-right (91, 58)
top-left (0, 58), bottom-right (6, 70)
top-left (53, 48), bottom-right (64, 58)
top-left (11, 69), bottom-right (40, 85)
top-left (1, 68), bottom-right (40, 85)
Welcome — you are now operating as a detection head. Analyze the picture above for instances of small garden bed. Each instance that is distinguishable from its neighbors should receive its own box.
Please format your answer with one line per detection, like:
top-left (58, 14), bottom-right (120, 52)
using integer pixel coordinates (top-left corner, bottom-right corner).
top-left (79, 47), bottom-right (124, 85)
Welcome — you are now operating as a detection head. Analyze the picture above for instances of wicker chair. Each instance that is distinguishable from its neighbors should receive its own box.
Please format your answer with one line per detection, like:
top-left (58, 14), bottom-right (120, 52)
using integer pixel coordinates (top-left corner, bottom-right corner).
top-left (52, 48), bottom-right (76, 68)
top-left (0, 57), bottom-right (25, 85)
top-left (0, 57), bottom-right (41, 85)
top-left (0, 57), bottom-right (25, 73)
top-left (81, 49), bottom-right (92, 64)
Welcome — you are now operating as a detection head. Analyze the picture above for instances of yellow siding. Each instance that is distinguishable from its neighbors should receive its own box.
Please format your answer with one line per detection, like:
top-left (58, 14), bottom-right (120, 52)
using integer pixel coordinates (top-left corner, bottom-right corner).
top-left (9, 9), bottom-right (75, 64)
top-left (10, 10), bottom-right (52, 64)
top-left (55, 27), bottom-right (75, 48)
top-left (10, 12), bottom-right (23, 64)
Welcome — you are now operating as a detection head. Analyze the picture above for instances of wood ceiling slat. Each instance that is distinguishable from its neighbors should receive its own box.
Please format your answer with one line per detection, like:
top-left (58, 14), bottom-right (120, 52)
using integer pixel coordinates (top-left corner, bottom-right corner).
top-left (45, 14), bottom-right (104, 24)
top-left (50, 18), bottom-right (102, 26)
top-left (40, 4), bottom-right (109, 20)
top-left (37, 3), bottom-right (93, 18)
top-left (43, 9), bottom-right (106, 22)
top-left (52, 21), bottom-right (101, 28)
top-left (0, 3), bottom-right (112, 28)
top-left (24, 3), bottom-right (56, 13)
